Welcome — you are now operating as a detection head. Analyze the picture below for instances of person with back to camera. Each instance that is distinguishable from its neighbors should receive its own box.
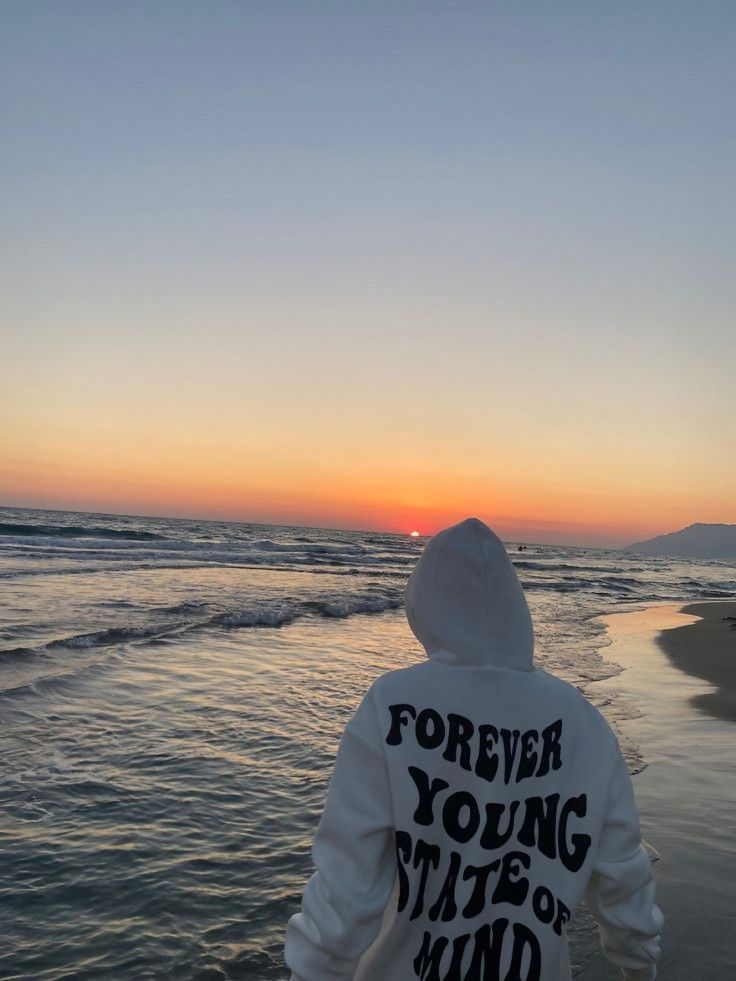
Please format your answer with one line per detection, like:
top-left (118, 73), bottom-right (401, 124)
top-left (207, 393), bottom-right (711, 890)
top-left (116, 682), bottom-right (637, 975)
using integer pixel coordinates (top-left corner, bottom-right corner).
top-left (284, 517), bottom-right (664, 980)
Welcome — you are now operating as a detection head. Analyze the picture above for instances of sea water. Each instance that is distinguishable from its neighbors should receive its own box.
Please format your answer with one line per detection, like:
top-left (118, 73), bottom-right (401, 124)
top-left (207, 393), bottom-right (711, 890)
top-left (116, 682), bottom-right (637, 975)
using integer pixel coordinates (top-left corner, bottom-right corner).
top-left (1, 506), bottom-right (734, 979)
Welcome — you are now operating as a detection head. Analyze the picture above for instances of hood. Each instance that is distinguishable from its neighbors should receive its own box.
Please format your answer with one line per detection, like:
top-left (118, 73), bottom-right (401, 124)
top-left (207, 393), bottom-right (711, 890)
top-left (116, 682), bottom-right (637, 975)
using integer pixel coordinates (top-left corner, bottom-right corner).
top-left (404, 517), bottom-right (534, 670)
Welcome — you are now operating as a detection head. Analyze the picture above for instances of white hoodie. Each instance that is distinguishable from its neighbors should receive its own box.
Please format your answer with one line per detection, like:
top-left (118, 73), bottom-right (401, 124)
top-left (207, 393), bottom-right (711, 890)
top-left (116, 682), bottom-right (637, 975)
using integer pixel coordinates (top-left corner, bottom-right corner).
top-left (285, 517), bottom-right (663, 981)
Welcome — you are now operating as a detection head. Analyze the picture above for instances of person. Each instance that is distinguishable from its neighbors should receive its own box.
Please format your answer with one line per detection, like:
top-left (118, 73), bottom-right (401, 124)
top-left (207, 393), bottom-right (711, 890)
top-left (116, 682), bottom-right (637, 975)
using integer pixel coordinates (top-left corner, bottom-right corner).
top-left (284, 517), bottom-right (663, 980)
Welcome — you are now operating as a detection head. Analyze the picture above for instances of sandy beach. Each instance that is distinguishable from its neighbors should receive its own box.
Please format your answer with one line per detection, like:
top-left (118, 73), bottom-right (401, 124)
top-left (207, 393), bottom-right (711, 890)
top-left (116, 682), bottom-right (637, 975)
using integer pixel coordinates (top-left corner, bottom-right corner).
top-left (578, 600), bottom-right (736, 979)
top-left (656, 601), bottom-right (736, 723)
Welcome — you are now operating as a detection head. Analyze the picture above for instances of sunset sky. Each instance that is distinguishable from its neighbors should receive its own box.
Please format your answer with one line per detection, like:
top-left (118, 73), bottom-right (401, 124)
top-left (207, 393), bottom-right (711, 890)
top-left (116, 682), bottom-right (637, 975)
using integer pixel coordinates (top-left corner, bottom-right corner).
top-left (3, 2), bottom-right (734, 546)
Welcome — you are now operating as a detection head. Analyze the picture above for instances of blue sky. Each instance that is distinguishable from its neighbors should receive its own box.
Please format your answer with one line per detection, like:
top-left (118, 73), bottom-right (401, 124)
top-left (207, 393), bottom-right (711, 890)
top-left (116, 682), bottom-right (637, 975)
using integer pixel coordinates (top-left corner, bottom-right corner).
top-left (2, 1), bottom-right (734, 543)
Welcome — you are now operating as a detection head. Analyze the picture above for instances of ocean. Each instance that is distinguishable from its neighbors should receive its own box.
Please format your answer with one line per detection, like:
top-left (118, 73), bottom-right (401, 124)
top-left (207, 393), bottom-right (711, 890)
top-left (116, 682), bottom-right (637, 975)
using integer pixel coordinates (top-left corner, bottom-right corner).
top-left (1, 506), bottom-right (734, 979)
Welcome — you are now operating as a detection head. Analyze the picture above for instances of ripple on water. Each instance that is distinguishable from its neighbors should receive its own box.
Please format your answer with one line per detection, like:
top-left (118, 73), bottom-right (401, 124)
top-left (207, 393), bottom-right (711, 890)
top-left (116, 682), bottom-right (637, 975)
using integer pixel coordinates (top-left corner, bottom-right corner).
top-left (0, 608), bottom-right (606, 977)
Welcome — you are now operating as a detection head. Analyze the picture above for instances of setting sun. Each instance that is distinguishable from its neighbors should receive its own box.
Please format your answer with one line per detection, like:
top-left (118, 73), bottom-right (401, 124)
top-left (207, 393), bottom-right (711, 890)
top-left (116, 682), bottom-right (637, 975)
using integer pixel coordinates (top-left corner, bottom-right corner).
top-left (410, 531), bottom-right (420, 537)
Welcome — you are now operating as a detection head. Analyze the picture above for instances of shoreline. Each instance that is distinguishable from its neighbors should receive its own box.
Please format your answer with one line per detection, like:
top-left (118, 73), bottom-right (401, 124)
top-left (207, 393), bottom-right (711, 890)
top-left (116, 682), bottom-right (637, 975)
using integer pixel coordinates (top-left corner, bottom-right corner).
top-left (576, 598), bottom-right (736, 979)
top-left (654, 599), bottom-right (736, 723)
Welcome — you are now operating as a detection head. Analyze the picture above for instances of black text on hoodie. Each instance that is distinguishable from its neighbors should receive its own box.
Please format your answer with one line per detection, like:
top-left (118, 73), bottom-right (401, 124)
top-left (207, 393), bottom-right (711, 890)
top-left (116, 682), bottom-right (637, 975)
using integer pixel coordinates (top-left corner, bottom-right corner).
top-left (285, 517), bottom-right (663, 981)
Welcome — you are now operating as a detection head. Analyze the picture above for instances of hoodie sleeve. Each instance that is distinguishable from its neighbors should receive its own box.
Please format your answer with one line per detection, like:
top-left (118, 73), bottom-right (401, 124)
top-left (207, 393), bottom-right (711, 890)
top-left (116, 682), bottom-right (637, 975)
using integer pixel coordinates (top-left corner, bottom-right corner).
top-left (284, 686), bottom-right (397, 981)
top-left (585, 746), bottom-right (664, 981)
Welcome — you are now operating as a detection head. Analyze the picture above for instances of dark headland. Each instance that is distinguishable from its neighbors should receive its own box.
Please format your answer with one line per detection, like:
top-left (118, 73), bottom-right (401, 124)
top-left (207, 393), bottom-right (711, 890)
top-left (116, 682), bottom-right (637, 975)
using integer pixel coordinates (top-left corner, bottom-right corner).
top-left (623, 523), bottom-right (736, 559)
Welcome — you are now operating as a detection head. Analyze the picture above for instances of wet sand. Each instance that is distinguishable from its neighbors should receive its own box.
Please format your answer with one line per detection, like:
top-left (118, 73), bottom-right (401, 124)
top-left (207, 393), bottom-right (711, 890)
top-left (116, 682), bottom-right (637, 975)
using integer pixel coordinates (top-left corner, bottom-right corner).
top-left (577, 600), bottom-right (736, 980)
top-left (655, 600), bottom-right (736, 722)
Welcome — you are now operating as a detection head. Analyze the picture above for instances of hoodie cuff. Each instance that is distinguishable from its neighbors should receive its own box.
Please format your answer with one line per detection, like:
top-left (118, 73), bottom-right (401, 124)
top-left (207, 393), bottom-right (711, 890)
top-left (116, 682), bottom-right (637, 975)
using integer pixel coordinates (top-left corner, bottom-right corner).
top-left (623, 967), bottom-right (656, 981)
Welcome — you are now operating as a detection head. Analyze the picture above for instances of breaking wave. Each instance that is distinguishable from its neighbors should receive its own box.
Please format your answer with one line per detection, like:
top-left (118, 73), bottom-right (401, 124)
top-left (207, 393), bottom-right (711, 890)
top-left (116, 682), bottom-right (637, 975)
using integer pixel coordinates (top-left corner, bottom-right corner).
top-left (0, 590), bottom-right (405, 660)
top-left (0, 522), bottom-right (165, 542)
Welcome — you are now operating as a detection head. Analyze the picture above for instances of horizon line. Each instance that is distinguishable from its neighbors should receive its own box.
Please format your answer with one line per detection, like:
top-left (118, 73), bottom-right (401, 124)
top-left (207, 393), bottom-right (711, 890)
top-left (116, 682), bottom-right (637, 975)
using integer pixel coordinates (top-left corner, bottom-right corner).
top-left (0, 500), bottom-right (628, 551)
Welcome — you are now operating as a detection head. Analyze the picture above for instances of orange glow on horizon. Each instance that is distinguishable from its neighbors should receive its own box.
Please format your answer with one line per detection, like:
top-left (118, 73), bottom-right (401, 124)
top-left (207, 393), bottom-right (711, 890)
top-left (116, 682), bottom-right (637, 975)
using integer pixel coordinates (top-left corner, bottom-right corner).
top-left (2, 450), bottom-right (732, 548)
top-left (3, 404), bottom-right (734, 548)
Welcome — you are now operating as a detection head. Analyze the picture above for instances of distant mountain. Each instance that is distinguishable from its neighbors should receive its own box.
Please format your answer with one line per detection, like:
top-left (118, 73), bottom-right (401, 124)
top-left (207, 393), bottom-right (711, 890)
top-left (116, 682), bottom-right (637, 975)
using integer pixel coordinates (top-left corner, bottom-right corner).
top-left (622, 523), bottom-right (736, 560)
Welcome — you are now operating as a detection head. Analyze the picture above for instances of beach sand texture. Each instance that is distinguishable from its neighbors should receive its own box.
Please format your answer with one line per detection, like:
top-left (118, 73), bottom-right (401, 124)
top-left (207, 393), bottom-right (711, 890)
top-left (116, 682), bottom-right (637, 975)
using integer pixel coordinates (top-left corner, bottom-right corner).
top-left (578, 600), bottom-right (736, 980)
top-left (656, 601), bottom-right (736, 723)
